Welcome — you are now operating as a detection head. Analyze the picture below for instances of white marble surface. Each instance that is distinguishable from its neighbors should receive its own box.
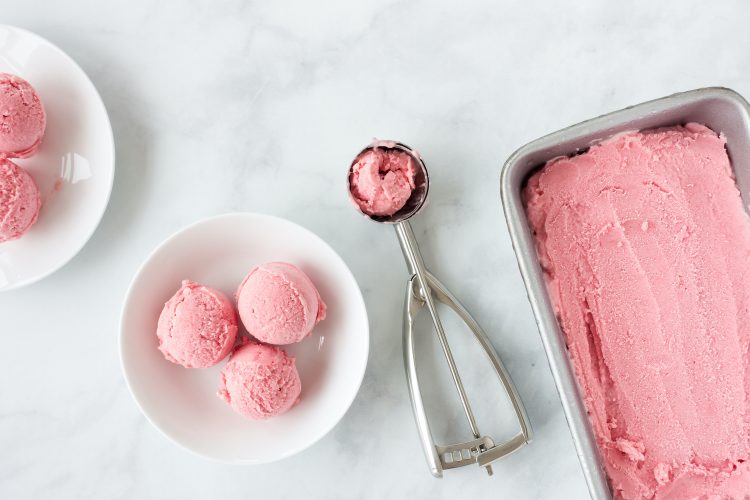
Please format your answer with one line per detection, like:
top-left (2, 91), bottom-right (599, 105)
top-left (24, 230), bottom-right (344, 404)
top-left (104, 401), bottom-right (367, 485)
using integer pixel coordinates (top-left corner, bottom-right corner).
top-left (3, 1), bottom-right (750, 498)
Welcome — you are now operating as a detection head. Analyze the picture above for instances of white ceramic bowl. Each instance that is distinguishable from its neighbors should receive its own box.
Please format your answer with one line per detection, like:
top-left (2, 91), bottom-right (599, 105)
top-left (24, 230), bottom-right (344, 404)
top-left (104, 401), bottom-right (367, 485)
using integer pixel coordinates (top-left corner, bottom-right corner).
top-left (0, 25), bottom-right (115, 291)
top-left (120, 213), bottom-right (369, 463)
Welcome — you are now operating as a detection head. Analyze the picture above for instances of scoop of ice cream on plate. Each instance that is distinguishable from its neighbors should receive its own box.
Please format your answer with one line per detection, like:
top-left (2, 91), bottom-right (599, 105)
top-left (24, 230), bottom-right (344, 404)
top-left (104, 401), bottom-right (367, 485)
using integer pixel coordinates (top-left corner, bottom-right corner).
top-left (0, 158), bottom-right (41, 242)
top-left (236, 262), bottom-right (326, 345)
top-left (120, 213), bottom-right (368, 463)
top-left (156, 280), bottom-right (238, 368)
top-left (218, 341), bottom-right (302, 420)
top-left (0, 73), bottom-right (46, 158)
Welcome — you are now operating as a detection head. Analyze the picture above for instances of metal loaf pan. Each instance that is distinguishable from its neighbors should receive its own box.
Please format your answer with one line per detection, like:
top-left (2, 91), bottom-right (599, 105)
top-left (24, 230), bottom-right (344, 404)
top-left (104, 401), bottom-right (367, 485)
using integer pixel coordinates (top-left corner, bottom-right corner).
top-left (499, 87), bottom-right (750, 500)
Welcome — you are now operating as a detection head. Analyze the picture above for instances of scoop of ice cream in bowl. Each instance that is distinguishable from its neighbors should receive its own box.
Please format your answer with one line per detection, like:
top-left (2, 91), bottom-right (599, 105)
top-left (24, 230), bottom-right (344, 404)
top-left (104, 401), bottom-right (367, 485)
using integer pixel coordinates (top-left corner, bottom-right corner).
top-left (0, 158), bottom-right (41, 242)
top-left (0, 73), bottom-right (46, 159)
top-left (236, 262), bottom-right (326, 345)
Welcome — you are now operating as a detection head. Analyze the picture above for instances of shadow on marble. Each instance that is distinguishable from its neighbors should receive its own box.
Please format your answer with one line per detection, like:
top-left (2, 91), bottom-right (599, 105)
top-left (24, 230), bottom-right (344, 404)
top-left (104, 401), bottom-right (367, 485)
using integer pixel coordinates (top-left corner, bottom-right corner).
top-left (60, 55), bottom-right (153, 266)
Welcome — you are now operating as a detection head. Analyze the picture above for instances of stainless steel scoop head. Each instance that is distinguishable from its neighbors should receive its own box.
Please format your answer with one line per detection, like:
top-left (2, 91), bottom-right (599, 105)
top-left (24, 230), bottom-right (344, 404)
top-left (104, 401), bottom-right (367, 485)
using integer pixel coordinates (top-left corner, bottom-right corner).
top-left (348, 141), bottom-right (532, 477)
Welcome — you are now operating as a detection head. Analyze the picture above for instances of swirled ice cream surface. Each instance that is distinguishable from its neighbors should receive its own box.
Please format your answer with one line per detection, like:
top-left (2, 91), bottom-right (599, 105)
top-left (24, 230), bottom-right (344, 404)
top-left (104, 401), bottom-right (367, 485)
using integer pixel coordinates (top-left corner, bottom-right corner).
top-left (524, 123), bottom-right (750, 499)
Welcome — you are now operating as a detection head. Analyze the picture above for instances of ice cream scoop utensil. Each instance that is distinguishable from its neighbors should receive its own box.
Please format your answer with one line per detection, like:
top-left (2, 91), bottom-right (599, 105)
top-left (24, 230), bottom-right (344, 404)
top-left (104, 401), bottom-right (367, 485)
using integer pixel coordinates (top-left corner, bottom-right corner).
top-left (348, 141), bottom-right (532, 477)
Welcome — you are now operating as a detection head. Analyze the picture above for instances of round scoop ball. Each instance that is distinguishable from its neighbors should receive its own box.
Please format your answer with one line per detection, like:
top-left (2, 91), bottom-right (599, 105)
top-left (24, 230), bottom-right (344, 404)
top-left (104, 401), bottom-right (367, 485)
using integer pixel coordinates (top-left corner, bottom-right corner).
top-left (236, 262), bottom-right (326, 345)
top-left (156, 280), bottom-right (238, 368)
top-left (0, 158), bottom-right (41, 242)
top-left (349, 147), bottom-right (417, 217)
top-left (0, 73), bottom-right (46, 158)
top-left (217, 341), bottom-right (301, 420)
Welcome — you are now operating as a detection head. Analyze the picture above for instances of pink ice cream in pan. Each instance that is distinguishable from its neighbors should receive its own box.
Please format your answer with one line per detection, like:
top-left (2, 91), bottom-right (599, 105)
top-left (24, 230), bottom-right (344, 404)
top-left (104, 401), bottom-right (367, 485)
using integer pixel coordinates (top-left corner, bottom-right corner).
top-left (524, 123), bottom-right (750, 498)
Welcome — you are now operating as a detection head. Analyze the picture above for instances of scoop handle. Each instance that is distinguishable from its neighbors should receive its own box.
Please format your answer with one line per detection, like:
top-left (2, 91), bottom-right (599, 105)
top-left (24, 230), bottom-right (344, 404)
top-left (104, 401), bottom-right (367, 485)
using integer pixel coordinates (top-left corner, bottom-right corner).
top-left (395, 221), bottom-right (482, 439)
top-left (396, 221), bottom-right (533, 476)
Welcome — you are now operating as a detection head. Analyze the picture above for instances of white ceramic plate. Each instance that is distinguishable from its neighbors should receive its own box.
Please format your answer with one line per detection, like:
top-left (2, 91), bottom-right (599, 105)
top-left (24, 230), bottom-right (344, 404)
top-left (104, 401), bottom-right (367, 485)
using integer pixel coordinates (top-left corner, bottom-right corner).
top-left (0, 25), bottom-right (115, 291)
top-left (120, 213), bottom-right (369, 463)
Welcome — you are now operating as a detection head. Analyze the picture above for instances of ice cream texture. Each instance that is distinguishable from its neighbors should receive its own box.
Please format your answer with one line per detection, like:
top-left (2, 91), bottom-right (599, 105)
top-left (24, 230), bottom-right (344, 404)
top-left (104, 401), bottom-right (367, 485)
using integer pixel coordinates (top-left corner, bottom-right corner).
top-left (0, 73), bottom-right (46, 158)
top-left (524, 123), bottom-right (750, 498)
top-left (236, 262), bottom-right (326, 345)
top-left (156, 280), bottom-right (238, 368)
top-left (217, 341), bottom-right (301, 419)
top-left (0, 158), bottom-right (41, 242)
top-left (349, 145), bottom-right (417, 216)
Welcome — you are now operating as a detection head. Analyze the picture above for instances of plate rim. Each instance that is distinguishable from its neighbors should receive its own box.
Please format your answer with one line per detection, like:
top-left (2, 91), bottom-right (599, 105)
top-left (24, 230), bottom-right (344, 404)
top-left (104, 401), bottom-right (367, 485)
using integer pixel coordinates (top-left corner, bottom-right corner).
top-left (0, 24), bottom-right (116, 292)
top-left (118, 211), bottom-right (370, 464)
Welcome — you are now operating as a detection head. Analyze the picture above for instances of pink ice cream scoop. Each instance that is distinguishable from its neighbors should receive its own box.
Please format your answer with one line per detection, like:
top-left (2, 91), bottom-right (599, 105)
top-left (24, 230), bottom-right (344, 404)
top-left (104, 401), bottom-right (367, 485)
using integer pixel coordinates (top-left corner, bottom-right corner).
top-left (217, 341), bottom-right (302, 420)
top-left (236, 262), bottom-right (326, 345)
top-left (0, 73), bottom-right (46, 158)
top-left (0, 158), bottom-right (41, 242)
top-left (349, 142), bottom-right (418, 217)
top-left (156, 280), bottom-right (238, 368)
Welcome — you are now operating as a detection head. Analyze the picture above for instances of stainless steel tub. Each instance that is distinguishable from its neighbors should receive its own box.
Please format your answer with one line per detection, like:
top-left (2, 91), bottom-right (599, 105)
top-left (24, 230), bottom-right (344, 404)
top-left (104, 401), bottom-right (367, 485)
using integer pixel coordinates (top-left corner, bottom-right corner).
top-left (500, 87), bottom-right (750, 500)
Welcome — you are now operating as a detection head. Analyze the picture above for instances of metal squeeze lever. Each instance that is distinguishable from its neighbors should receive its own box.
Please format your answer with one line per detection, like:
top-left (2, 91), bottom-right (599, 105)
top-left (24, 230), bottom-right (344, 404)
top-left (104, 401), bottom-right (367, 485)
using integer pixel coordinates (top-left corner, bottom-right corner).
top-left (348, 141), bottom-right (532, 477)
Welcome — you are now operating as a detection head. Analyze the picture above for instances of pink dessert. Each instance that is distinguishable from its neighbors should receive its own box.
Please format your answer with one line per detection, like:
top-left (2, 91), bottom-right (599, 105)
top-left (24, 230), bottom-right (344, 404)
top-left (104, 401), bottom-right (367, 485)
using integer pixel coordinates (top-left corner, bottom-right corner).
top-left (217, 341), bottom-right (302, 419)
top-left (349, 144), bottom-right (417, 216)
top-left (525, 124), bottom-right (750, 499)
top-left (156, 280), bottom-right (238, 368)
top-left (0, 158), bottom-right (41, 242)
top-left (0, 73), bottom-right (46, 158)
top-left (236, 262), bottom-right (326, 345)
